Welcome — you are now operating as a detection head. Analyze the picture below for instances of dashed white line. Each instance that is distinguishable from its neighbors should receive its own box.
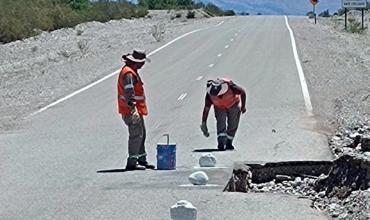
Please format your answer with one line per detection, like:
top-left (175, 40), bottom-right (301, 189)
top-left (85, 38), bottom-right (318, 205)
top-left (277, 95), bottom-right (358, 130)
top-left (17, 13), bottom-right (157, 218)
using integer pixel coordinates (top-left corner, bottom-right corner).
top-left (177, 93), bottom-right (188, 101)
top-left (196, 76), bottom-right (204, 81)
top-left (28, 22), bottom-right (230, 117)
top-left (216, 21), bottom-right (225, 26)
top-left (230, 38), bottom-right (234, 42)
top-left (208, 63), bottom-right (215, 68)
top-left (217, 53), bottom-right (223, 57)
top-left (225, 45), bottom-right (229, 49)
top-left (235, 33), bottom-right (238, 36)
top-left (284, 16), bottom-right (313, 116)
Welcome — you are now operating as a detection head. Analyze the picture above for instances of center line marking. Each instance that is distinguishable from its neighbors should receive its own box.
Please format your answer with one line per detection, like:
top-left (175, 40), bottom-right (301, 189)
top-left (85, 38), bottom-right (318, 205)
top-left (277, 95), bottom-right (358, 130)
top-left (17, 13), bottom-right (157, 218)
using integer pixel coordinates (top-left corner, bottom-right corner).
top-left (177, 93), bottom-right (188, 101)
top-left (230, 38), bottom-right (234, 42)
top-left (209, 64), bottom-right (215, 68)
top-left (217, 53), bottom-right (223, 57)
top-left (225, 45), bottom-right (229, 49)
top-left (196, 76), bottom-right (204, 81)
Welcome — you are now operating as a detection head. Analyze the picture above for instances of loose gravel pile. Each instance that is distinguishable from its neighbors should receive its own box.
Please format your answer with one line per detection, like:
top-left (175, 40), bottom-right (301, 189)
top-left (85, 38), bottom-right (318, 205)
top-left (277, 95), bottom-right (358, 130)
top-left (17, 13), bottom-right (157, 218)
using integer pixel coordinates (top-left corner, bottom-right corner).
top-left (0, 10), bottom-right (224, 133)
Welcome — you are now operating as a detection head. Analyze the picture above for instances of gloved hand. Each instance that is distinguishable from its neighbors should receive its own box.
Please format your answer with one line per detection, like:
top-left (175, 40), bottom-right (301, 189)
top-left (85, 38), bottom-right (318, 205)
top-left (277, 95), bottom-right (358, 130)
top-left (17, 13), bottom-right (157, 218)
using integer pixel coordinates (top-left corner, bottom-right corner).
top-left (200, 122), bottom-right (210, 137)
top-left (130, 109), bottom-right (141, 124)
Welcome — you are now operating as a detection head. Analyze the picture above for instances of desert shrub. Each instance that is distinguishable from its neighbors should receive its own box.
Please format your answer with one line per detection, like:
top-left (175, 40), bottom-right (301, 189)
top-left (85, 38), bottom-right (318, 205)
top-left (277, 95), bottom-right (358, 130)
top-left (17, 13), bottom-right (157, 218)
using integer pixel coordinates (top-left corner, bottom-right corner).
top-left (0, 0), bottom-right (147, 43)
top-left (348, 17), bottom-right (363, 33)
top-left (186, 10), bottom-right (195, 19)
top-left (151, 24), bottom-right (166, 42)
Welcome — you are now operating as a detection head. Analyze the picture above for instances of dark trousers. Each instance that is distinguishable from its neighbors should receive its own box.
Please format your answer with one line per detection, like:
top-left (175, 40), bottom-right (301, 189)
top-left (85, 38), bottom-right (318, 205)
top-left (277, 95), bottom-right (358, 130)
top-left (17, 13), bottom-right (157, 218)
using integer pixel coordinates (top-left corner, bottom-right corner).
top-left (122, 115), bottom-right (147, 167)
top-left (214, 103), bottom-right (241, 145)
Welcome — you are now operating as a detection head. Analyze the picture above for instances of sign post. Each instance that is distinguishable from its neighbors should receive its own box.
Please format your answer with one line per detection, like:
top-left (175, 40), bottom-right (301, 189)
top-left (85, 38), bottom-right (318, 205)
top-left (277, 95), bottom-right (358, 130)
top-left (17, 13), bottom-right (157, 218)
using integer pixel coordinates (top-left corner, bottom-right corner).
top-left (310, 0), bottom-right (319, 24)
top-left (342, 0), bottom-right (367, 30)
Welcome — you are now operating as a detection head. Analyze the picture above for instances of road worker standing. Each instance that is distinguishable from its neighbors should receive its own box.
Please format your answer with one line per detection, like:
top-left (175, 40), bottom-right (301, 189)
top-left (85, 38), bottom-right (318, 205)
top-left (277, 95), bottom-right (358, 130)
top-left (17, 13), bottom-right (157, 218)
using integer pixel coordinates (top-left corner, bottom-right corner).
top-left (200, 78), bottom-right (247, 151)
top-left (117, 50), bottom-right (155, 170)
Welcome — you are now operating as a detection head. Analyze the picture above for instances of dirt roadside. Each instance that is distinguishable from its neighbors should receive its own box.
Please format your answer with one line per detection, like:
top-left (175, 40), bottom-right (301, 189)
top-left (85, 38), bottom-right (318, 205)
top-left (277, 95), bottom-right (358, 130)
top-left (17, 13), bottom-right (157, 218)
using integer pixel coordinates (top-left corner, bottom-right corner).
top-left (289, 14), bottom-right (370, 133)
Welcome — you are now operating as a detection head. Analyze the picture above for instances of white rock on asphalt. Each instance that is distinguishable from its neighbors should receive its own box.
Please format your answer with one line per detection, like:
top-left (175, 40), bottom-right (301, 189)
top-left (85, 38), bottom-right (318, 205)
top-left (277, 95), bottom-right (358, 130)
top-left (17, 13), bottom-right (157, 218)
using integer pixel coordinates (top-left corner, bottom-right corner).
top-left (170, 200), bottom-right (197, 220)
top-left (188, 171), bottom-right (209, 185)
top-left (199, 153), bottom-right (217, 167)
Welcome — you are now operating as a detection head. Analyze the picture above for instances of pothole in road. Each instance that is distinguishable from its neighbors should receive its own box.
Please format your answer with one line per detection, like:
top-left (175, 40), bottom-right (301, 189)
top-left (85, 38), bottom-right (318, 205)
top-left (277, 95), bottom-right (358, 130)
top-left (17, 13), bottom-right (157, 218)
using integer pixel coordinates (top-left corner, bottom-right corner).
top-left (223, 154), bottom-right (370, 219)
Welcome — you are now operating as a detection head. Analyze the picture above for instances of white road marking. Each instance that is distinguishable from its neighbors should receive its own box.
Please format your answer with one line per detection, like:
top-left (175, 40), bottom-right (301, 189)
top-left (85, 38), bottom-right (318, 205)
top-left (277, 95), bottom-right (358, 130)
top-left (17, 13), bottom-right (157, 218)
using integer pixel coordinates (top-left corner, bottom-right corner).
top-left (217, 53), bottom-right (223, 57)
top-left (235, 33), bottom-right (238, 36)
top-left (177, 93), bottom-right (188, 101)
top-left (29, 23), bottom-right (227, 117)
top-left (230, 38), bottom-right (234, 42)
top-left (193, 166), bottom-right (229, 169)
top-left (196, 76), bottom-right (204, 81)
top-left (284, 16), bottom-right (313, 116)
top-left (216, 21), bottom-right (225, 26)
top-left (208, 63), bottom-right (215, 68)
top-left (179, 184), bottom-right (221, 188)
top-left (154, 122), bottom-right (161, 129)
top-left (225, 45), bottom-right (229, 49)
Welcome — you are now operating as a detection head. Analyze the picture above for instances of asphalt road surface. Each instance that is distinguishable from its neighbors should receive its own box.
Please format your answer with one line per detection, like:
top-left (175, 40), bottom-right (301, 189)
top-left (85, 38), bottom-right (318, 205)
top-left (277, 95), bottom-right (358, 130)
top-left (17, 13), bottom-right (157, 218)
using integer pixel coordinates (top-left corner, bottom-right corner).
top-left (0, 16), bottom-right (333, 219)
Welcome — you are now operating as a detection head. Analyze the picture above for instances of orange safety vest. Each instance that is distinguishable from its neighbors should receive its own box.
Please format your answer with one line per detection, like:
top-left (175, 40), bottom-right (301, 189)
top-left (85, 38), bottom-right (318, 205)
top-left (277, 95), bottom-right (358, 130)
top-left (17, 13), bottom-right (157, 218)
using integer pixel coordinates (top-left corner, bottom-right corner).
top-left (117, 66), bottom-right (148, 116)
top-left (209, 79), bottom-right (240, 110)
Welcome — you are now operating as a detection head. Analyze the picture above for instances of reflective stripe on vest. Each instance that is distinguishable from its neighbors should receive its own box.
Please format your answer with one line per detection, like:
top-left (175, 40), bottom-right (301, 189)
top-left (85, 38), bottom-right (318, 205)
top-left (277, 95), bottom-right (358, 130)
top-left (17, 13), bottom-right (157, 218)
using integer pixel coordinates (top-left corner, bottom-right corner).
top-left (118, 95), bottom-right (146, 101)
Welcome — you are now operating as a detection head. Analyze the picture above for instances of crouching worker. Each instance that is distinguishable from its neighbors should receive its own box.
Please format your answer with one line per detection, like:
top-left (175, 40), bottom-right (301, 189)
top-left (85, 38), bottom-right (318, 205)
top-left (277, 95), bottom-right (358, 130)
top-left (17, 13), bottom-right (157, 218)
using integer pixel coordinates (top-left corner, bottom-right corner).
top-left (117, 50), bottom-right (155, 170)
top-left (200, 78), bottom-right (247, 151)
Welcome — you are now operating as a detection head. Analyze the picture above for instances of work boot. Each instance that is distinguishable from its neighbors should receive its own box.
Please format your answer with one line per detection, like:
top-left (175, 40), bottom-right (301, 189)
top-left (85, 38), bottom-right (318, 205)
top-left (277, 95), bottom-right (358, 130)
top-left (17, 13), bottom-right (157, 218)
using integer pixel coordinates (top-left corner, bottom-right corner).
top-left (217, 137), bottom-right (226, 151)
top-left (217, 142), bottom-right (225, 151)
top-left (225, 139), bottom-right (235, 150)
top-left (138, 161), bottom-right (156, 170)
top-left (125, 158), bottom-right (145, 171)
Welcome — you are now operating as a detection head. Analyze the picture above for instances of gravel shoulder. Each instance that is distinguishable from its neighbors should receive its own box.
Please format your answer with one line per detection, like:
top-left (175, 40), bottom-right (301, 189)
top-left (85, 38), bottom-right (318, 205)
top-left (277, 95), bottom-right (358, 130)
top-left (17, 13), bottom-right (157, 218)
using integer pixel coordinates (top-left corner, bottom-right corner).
top-left (289, 14), bottom-right (370, 133)
top-left (0, 10), bottom-right (225, 133)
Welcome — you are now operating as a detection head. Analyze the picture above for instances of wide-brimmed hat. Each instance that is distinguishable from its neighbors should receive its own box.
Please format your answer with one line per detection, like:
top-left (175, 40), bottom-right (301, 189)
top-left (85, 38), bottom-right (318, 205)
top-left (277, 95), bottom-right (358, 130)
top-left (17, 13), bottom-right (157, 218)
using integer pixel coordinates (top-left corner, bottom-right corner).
top-left (122, 49), bottom-right (150, 63)
top-left (207, 79), bottom-right (229, 96)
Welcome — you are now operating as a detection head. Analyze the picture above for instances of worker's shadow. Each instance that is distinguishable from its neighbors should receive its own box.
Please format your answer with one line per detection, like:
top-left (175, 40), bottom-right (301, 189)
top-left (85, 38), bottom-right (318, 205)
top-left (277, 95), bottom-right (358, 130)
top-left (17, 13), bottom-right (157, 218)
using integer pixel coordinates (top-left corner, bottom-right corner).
top-left (192, 148), bottom-right (223, 152)
top-left (96, 168), bottom-right (145, 173)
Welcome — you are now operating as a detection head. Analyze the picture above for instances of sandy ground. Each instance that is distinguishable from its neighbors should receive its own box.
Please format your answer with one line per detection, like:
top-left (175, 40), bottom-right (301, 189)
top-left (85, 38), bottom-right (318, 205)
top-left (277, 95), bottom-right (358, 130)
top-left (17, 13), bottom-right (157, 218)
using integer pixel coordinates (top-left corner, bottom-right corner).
top-left (0, 10), bottom-right (224, 133)
top-left (290, 12), bottom-right (370, 133)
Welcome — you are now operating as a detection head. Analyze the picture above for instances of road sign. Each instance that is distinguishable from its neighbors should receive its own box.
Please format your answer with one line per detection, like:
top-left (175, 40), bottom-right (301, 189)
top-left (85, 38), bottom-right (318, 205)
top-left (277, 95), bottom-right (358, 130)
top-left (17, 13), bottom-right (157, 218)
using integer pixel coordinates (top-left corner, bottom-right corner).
top-left (342, 0), bottom-right (367, 8)
top-left (310, 0), bottom-right (319, 5)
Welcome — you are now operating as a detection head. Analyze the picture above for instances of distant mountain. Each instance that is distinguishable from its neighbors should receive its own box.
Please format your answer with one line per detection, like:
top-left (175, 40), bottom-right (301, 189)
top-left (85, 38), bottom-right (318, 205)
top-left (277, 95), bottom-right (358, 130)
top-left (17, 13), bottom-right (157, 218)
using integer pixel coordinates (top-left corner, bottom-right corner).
top-left (198, 0), bottom-right (342, 15)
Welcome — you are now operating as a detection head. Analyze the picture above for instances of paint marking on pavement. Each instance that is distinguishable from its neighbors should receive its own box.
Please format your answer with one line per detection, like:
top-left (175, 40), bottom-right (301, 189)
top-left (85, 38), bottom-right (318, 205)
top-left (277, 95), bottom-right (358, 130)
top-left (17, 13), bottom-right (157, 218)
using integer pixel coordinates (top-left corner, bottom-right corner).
top-left (193, 166), bottom-right (229, 169)
top-left (196, 76), bottom-right (204, 81)
top-left (230, 38), bottom-right (234, 42)
top-left (217, 53), bottom-right (223, 57)
top-left (216, 21), bottom-right (225, 26)
top-left (179, 184), bottom-right (221, 188)
top-left (225, 45), bottom-right (229, 49)
top-left (235, 33), bottom-right (238, 36)
top-left (284, 16), bottom-right (313, 116)
top-left (177, 93), bottom-right (188, 101)
top-left (28, 27), bottom-right (212, 117)
top-left (208, 63), bottom-right (215, 68)
top-left (154, 122), bottom-right (161, 129)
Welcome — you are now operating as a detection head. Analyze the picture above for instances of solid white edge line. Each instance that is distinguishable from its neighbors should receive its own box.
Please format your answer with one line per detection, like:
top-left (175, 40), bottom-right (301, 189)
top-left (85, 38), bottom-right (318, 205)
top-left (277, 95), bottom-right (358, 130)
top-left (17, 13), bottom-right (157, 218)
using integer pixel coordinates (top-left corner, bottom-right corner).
top-left (284, 16), bottom-right (313, 116)
top-left (28, 22), bottom-right (227, 117)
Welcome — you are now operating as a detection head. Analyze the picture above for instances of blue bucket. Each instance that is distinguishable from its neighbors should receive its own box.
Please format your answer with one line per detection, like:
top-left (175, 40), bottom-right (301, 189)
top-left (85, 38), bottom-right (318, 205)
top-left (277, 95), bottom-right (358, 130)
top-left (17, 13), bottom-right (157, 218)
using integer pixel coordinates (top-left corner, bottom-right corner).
top-left (157, 134), bottom-right (176, 170)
